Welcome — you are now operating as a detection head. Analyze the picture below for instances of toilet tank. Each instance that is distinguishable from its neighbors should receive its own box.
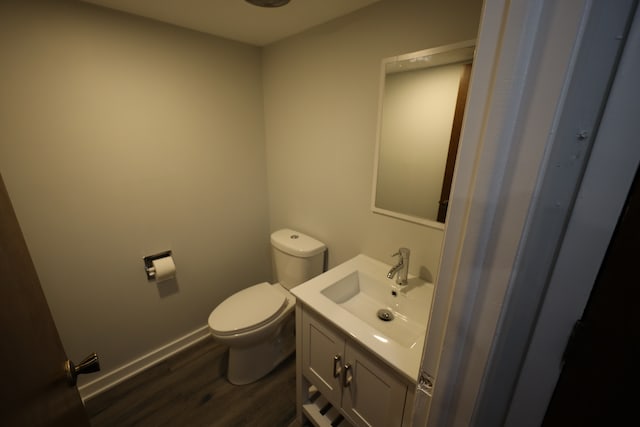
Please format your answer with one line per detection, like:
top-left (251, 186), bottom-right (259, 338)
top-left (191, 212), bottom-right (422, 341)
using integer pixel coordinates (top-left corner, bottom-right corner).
top-left (271, 229), bottom-right (326, 290)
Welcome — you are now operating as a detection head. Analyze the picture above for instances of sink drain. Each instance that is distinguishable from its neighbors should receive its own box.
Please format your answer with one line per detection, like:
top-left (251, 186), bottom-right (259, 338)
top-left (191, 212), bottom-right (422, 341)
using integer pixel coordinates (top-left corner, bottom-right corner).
top-left (377, 309), bottom-right (394, 322)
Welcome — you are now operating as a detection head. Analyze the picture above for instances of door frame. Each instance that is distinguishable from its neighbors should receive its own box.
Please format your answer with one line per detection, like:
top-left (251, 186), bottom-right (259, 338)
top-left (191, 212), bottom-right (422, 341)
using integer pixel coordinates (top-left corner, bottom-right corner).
top-left (415, 0), bottom-right (640, 425)
top-left (501, 3), bottom-right (640, 424)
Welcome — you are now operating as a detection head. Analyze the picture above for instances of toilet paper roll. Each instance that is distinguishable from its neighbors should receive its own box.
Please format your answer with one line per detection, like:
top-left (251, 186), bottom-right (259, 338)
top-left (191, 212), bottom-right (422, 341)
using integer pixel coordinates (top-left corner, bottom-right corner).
top-left (152, 256), bottom-right (176, 282)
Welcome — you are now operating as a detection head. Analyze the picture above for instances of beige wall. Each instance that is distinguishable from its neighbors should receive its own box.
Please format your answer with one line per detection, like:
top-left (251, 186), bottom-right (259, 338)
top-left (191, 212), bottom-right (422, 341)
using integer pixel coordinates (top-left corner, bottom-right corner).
top-left (262, 0), bottom-right (482, 278)
top-left (0, 0), bottom-right (483, 384)
top-left (0, 1), bottom-right (271, 381)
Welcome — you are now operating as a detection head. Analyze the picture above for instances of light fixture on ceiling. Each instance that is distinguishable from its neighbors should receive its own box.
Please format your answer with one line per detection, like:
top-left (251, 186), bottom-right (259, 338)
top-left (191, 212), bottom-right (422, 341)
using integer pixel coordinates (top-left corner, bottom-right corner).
top-left (245, 0), bottom-right (291, 7)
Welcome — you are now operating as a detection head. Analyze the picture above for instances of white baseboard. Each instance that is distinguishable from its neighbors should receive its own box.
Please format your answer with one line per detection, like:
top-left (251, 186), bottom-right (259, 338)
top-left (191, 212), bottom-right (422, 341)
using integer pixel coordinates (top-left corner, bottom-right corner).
top-left (78, 325), bottom-right (210, 401)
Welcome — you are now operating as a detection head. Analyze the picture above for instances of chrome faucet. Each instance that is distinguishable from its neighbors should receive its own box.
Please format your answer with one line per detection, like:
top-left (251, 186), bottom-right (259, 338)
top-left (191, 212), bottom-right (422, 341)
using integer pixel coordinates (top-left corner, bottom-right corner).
top-left (387, 248), bottom-right (410, 285)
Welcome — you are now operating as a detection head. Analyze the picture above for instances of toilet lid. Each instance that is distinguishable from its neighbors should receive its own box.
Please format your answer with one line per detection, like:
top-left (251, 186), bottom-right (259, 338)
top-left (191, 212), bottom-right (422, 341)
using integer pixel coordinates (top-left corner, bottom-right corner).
top-left (208, 282), bottom-right (288, 336)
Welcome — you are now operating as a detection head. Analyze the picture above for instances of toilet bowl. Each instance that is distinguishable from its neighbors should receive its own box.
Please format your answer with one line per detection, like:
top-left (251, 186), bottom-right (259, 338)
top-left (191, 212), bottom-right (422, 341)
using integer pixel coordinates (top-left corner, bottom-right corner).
top-left (209, 282), bottom-right (296, 385)
top-left (208, 229), bottom-right (325, 385)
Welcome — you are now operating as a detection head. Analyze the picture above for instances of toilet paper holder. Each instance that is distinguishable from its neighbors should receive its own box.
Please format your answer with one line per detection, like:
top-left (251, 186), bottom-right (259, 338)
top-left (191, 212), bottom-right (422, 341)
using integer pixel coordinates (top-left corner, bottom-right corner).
top-left (143, 250), bottom-right (172, 281)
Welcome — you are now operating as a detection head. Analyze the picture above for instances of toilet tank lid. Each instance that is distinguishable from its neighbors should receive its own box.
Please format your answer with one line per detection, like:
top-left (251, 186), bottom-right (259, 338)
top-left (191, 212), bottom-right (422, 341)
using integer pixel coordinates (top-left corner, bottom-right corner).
top-left (271, 229), bottom-right (326, 257)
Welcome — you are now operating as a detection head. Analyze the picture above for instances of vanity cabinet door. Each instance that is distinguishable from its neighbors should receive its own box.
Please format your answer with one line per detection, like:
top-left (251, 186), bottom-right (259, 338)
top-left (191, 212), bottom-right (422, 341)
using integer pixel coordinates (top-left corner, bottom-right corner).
top-left (301, 309), bottom-right (344, 407)
top-left (342, 342), bottom-right (408, 427)
top-left (300, 307), bottom-right (410, 427)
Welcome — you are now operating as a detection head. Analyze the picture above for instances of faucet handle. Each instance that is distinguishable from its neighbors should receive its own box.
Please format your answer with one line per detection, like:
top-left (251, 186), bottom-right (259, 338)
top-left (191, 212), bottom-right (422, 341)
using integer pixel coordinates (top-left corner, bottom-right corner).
top-left (391, 247), bottom-right (410, 259)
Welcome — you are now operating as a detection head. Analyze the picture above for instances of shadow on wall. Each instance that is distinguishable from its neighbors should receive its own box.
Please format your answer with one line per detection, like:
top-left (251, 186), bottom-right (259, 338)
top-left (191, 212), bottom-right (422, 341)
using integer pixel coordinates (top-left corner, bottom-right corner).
top-left (419, 266), bottom-right (434, 283)
top-left (157, 278), bottom-right (180, 298)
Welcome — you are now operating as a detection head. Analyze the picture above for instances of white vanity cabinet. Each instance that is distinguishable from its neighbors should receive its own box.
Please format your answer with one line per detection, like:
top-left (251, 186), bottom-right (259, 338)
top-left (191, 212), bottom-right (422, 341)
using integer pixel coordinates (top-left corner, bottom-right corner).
top-left (297, 306), bottom-right (413, 427)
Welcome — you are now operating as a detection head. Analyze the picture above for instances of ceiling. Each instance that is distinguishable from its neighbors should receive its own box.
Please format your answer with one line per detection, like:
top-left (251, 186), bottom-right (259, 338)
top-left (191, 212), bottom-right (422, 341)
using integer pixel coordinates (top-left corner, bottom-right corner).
top-left (81, 0), bottom-right (383, 46)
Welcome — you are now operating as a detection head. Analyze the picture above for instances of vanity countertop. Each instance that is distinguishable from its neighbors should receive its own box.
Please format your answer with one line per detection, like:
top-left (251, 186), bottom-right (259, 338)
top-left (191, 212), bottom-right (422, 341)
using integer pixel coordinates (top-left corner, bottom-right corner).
top-left (292, 254), bottom-right (434, 382)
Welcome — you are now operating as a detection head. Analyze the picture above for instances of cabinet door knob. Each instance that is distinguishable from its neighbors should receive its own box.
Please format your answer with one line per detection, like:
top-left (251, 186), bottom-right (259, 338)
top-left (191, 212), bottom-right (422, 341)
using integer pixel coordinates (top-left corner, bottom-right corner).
top-left (343, 363), bottom-right (353, 388)
top-left (333, 354), bottom-right (342, 378)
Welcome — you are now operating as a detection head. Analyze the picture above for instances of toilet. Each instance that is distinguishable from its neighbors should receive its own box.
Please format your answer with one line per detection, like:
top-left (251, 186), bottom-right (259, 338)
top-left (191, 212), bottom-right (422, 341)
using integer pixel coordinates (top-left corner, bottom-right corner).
top-left (208, 228), bottom-right (326, 385)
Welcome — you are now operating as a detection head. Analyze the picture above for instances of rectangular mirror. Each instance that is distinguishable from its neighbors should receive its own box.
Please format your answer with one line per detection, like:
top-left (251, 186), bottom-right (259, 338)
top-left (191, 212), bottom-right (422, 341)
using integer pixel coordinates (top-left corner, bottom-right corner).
top-left (371, 40), bottom-right (475, 229)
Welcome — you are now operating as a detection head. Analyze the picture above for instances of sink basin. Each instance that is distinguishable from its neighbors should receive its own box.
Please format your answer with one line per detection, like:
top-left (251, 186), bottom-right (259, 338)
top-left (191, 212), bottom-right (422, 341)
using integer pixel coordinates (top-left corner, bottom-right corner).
top-left (292, 254), bottom-right (434, 381)
top-left (320, 270), bottom-right (425, 348)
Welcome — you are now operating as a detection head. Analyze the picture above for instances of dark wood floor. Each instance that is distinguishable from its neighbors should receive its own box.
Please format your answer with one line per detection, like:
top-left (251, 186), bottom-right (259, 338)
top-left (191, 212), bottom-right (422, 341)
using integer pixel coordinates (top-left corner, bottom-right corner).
top-left (84, 337), bottom-right (297, 427)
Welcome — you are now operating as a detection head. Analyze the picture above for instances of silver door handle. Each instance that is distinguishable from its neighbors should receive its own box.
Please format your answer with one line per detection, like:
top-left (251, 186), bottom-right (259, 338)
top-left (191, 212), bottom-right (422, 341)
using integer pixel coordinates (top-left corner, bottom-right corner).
top-left (333, 354), bottom-right (342, 378)
top-left (343, 363), bottom-right (352, 388)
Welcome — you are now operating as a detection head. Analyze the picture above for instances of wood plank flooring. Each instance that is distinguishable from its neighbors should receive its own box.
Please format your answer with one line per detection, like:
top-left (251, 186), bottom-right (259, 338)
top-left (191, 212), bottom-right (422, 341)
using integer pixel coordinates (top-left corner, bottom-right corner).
top-left (84, 337), bottom-right (297, 427)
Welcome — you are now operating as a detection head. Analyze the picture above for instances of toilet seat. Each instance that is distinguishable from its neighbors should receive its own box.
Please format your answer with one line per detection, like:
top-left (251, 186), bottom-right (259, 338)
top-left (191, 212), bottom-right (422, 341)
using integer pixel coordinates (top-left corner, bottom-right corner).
top-left (208, 282), bottom-right (288, 336)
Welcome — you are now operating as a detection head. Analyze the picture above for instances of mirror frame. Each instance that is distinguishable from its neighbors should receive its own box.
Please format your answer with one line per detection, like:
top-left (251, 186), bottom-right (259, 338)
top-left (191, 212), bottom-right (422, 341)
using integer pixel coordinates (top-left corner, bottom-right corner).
top-left (371, 39), bottom-right (476, 229)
